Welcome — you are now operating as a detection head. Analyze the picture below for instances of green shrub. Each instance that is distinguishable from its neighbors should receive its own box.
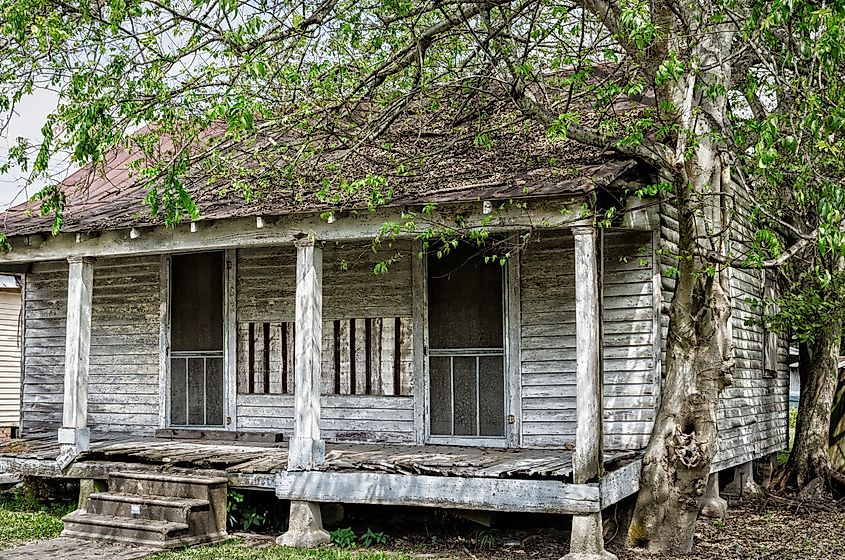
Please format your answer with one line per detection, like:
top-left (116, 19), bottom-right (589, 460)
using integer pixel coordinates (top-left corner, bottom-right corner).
top-left (330, 527), bottom-right (357, 548)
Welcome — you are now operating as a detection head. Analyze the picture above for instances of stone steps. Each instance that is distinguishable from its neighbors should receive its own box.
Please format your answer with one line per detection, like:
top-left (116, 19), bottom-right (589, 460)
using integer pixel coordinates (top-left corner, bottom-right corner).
top-left (62, 471), bottom-right (228, 549)
top-left (89, 492), bottom-right (210, 523)
top-left (62, 511), bottom-right (190, 548)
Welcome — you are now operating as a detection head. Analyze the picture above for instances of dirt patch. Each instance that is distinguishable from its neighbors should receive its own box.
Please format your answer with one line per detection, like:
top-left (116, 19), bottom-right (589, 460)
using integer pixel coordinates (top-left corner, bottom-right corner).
top-left (611, 498), bottom-right (845, 560)
top-left (333, 499), bottom-right (845, 559)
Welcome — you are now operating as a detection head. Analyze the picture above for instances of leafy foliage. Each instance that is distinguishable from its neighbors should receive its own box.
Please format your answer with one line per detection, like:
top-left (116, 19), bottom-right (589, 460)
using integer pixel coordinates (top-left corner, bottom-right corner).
top-left (329, 527), bottom-right (357, 548)
top-left (359, 529), bottom-right (388, 548)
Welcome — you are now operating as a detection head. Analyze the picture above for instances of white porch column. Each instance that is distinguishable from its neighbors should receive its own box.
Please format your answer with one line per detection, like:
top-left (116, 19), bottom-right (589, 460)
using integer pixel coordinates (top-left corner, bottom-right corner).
top-left (58, 256), bottom-right (95, 454)
top-left (288, 237), bottom-right (325, 470)
top-left (565, 227), bottom-right (615, 560)
top-left (279, 237), bottom-right (330, 548)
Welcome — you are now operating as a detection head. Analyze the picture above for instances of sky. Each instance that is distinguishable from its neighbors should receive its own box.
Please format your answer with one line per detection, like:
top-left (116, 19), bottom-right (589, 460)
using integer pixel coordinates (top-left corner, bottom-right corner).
top-left (0, 89), bottom-right (65, 210)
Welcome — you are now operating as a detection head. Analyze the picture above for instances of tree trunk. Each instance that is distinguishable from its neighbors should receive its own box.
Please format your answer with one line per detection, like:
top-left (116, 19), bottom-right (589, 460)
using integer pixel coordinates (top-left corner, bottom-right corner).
top-left (779, 327), bottom-right (840, 489)
top-left (830, 360), bottom-right (845, 474)
top-left (627, 248), bottom-right (733, 553)
top-left (627, 20), bottom-right (736, 550)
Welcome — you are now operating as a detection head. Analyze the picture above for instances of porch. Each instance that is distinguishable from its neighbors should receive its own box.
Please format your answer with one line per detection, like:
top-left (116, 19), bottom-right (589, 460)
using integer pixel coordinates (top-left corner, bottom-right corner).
top-left (0, 435), bottom-right (641, 514)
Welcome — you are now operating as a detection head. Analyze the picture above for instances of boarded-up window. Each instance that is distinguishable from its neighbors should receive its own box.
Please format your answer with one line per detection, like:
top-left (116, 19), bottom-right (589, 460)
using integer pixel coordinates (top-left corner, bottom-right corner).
top-left (237, 317), bottom-right (413, 396)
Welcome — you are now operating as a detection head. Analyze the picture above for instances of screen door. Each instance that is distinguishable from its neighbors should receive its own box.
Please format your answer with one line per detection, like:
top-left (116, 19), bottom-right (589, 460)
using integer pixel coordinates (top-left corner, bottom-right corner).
top-left (428, 244), bottom-right (505, 439)
top-left (169, 251), bottom-right (225, 427)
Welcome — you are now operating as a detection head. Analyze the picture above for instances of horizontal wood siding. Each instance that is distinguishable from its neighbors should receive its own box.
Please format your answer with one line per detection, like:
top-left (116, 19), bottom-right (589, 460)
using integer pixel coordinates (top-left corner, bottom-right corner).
top-left (22, 258), bottom-right (161, 436)
top-left (88, 256), bottom-right (161, 434)
top-left (520, 231), bottom-right (656, 449)
top-left (659, 187), bottom-right (789, 473)
top-left (712, 184), bottom-right (788, 471)
top-left (22, 261), bottom-right (67, 434)
top-left (237, 394), bottom-right (415, 442)
top-left (603, 232), bottom-right (657, 450)
top-left (236, 241), bottom-right (414, 441)
top-left (0, 290), bottom-right (21, 427)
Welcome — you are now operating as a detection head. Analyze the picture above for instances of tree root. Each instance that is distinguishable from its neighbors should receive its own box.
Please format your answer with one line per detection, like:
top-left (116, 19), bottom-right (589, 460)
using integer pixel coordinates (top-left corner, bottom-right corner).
top-left (760, 471), bottom-right (845, 513)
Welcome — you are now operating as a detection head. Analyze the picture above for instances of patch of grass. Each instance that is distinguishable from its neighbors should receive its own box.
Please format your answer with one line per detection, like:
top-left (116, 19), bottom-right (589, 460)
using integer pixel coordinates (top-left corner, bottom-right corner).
top-left (148, 540), bottom-right (417, 560)
top-left (0, 508), bottom-right (65, 550)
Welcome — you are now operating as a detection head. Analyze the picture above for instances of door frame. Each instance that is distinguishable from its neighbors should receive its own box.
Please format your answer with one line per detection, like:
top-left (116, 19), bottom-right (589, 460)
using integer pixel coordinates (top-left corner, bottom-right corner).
top-left (159, 250), bottom-right (236, 430)
top-left (420, 244), bottom-right (521, 448)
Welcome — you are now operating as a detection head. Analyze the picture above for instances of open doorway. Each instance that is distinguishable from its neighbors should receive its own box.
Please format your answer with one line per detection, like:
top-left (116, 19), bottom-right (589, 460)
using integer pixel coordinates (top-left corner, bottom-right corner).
top-left (169, 252), bottom-right (225, 427)
top-left (427, 244), bottom-right (506, 443)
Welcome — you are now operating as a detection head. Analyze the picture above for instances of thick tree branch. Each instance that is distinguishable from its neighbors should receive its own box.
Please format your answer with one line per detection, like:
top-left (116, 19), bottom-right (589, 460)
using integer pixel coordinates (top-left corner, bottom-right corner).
top-left (695, 231), bottom-right (817, 269)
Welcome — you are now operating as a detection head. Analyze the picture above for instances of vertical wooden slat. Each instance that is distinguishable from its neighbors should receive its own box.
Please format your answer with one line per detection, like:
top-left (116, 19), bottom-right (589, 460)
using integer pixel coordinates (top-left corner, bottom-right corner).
top-left (349, 318), bottom-right (357, 395)
top-left (333, 320), bottom-right (341, 394)
top-left (365, 318), bottom-right (372, 395)
top-left (321, 320), bottom-right (334, 394)
top-left (372, 318), bottom-right (384, 395)
top-left (281, 322), bottom-right (288, 394)
top-left (248, 322), bottom-right (255, 394)
top-left (236, 323), bottom-right (249, 393)
top-left (354, 319), bottom-right (367, 395)
top-left (393, 317), bottom-right (402, 396)
top-left (263, 322), bottom-right (271, 394)
top-left (289, 322), bottom-right (296, 393)
top-left (377, 317), bottom-right (393, 396)
top-left (268, 323), bottom-right (282, 393)
top-left (400, 316), bottom-right (414, 396)
top-left (339, 320), bottom-right (351, 394)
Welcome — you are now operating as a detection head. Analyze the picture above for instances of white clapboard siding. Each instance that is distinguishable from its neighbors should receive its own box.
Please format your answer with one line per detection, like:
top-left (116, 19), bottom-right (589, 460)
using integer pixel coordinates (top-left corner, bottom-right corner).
top-left (237, 393), bottom-right (415, 443)
top-left (711, 182), bottom-right (788, 471)
top-left (237, 240), bottom-right (413, 322)
top-left (87, 256), bottom-right (161, 434)
top-left (659, 186), bottom-right (790, 473)
top-left (236, 241), bottom-right (415, 439)
top-left (0, 289), bottom-right (22, 427)
top-left (22, 261), bottom-right (67, 434)
top-left (21, 258), bottom-right (161, 436)
top-left (520, 230), bottom-right (656, 449)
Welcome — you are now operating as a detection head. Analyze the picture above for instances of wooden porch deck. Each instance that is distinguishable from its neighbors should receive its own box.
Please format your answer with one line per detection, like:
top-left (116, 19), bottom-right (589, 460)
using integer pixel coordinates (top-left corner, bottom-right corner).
top-left (0, 435), bottom-right (637, 485)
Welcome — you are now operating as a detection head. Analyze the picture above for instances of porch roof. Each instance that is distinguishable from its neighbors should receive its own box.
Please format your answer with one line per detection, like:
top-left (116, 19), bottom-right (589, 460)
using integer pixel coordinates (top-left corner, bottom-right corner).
top-left (0, 120), bottom-right (638, 238)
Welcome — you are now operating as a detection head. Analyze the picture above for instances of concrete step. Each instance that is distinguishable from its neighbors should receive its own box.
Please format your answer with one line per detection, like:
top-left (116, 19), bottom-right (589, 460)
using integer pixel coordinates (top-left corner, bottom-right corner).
top-left (108, 471), bottom-right (228, 500)
top-left (61, 511), bottom-right (191, 549)
top-left (88, 492), bottom-right (210, 523)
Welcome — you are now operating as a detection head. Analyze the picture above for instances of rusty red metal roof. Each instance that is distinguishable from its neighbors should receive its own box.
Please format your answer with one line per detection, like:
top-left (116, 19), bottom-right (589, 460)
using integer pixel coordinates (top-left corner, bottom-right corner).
top-left (0, 116), bottom-right (639, 237)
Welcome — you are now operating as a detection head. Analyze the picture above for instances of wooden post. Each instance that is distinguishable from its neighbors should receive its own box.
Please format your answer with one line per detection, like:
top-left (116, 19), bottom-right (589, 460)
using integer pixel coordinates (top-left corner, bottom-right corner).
top-left (411, 240), bottom-right (427, 444)
top-left (565, 227), bottom-right (615, 560)
top-left (58, 256), bottom-right (95, 454)
top-left (288, 238), bottom-right (325, 471)
top-left (279, 238), bottom-right (330, 548)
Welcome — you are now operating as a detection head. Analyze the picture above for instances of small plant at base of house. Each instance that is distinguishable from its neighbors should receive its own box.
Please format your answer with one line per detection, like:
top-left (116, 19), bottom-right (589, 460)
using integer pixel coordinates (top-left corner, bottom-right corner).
top-left (226, 490), bottom-right (265, 532)
top-left (330, 527), bottom-right (357, 548)
top-left (360, 528), bottom-right (388, 547)
top-left (474, 528), bottom-right (500, 550)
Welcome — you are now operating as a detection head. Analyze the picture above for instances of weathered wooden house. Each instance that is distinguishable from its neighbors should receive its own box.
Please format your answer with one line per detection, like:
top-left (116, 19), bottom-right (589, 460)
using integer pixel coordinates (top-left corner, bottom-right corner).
top-left (0, 125), bottom-right (788, 557)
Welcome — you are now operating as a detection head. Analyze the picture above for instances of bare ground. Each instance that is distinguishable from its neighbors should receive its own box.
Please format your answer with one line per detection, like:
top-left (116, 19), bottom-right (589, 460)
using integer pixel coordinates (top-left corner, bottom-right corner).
top-left (611, 498), bottom-right (845, 560)
top-left (372, 498), bottom-right (845, 560)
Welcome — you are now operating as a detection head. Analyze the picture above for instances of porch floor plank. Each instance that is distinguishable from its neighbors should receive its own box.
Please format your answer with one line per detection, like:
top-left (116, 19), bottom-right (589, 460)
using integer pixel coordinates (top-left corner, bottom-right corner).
top-left (0, 435), bottom-right (639, 483)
